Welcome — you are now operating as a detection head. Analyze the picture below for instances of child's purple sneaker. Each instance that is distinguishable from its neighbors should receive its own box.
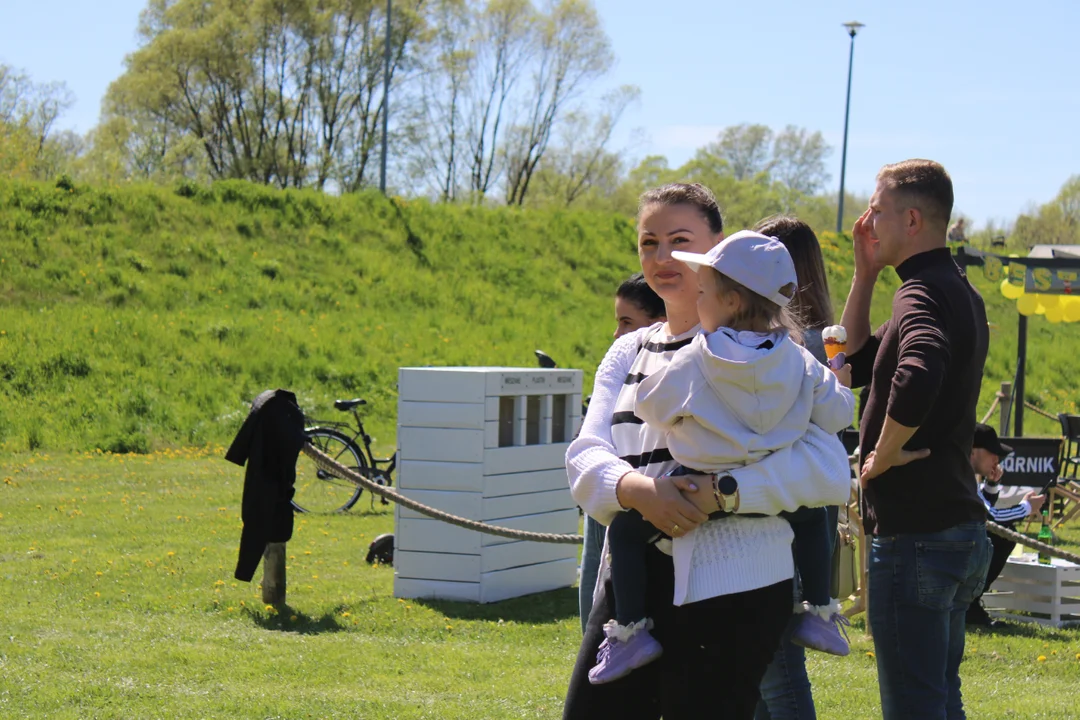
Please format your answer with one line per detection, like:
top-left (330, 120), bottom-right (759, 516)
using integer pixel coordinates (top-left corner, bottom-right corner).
top-left (588, 619), bottom-right (663, 685)
top-left (790, 603), bottom-right (851, 657)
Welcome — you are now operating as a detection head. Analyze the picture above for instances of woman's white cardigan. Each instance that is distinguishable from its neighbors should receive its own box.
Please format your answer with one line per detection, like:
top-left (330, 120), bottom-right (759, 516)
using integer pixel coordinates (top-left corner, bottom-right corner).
top-left (567, 326), bottom-right (851, 606)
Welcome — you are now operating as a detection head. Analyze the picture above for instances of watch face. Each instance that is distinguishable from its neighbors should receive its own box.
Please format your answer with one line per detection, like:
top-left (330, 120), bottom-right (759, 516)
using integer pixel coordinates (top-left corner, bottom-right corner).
top-left (718, 475), bottom-right (738, 495)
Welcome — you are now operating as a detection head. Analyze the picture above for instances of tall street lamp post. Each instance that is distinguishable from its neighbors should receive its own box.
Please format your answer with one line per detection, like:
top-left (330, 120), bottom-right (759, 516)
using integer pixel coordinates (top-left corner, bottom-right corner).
top-left (836, 21), bottom-right (864, 234)
top-left (380, 0), bottom-right (392, 194)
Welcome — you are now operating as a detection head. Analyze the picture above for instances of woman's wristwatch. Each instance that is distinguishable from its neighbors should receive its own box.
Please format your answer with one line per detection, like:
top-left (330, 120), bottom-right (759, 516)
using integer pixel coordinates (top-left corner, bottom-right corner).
top-left (712, 473), bottom-right (740, 513)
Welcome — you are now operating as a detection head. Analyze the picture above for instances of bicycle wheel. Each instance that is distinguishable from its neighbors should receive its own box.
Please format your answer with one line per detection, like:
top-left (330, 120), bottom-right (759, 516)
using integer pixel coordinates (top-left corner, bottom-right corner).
top-left (293, 428), bottom-right (366, 513)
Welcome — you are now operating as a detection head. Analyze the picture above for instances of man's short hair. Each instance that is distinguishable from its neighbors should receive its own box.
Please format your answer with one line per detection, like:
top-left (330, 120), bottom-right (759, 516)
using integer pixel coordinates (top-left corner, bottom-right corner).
top-left (877, 159), bottom-right (954, 228)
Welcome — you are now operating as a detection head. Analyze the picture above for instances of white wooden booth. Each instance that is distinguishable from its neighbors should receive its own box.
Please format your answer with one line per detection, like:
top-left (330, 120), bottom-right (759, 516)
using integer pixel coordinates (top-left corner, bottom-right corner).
top-left (393, 367), bottom-right (582, 603)
top-left (986, 554), bottom-right (1080, 627)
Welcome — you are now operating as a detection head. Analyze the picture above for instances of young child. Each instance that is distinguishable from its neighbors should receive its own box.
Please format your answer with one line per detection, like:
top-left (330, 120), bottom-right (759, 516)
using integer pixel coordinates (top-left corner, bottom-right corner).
top-left (588, 230), bottom-right (855, 685)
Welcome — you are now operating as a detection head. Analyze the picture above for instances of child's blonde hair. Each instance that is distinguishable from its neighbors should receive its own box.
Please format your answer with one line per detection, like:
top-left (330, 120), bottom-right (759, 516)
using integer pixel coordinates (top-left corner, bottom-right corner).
top-left (710, 268), bottom-right (803, 344)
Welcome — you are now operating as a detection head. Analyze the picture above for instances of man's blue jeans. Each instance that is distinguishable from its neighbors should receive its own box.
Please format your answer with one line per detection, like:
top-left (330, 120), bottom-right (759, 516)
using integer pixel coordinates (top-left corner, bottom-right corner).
top-left (869, 522), bottom-right (991, 720)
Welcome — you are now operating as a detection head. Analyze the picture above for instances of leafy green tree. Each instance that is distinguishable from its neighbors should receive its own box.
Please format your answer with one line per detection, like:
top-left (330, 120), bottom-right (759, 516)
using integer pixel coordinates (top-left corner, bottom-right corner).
top-left (406, 0), bottom-right (615, 205)
top-left (101, 0), bottom-right (426, 189)
top-left (524, 84), bottom-right (639, 208)
top-left (770, 125), bottom-right (831, 195)
top-left (1012, 175), bottom-right (1080, 248)
top-left (0, 63), bottom-right (76, 179)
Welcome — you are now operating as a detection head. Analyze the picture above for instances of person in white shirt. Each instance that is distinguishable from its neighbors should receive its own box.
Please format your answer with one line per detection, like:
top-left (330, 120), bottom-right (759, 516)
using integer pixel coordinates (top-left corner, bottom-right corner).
top-left (563, 183), bottom-right (851, 720)
top-left (585, 231), bottom-right (855, 685)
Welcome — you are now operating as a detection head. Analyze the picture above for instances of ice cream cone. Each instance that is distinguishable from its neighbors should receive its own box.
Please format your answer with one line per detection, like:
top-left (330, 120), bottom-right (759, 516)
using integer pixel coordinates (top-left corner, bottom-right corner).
top-left (822, 325), bottom-right (847, 369)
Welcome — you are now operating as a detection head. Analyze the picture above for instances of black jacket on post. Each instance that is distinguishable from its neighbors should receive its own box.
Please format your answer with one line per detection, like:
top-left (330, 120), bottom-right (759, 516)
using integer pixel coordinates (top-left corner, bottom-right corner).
top-left (226, 389), bottom-right (306, 582)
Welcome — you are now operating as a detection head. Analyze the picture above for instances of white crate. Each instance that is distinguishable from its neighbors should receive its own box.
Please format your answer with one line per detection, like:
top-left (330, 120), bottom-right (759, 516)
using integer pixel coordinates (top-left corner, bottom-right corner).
top-left (394, 367), bottom-right (583, 603)
top-left (395, 558), bottom-right (579, 604)
top-left (986, 555), bottom-right (1080, 627)
top-left (397, 488), bottom-right (578, 521)
top-left (398, 367), bottom-right (582, 402)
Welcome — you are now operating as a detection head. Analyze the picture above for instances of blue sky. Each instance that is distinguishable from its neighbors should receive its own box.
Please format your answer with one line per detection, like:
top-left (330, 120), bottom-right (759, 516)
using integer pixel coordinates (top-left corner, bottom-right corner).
top-left (1, 0), bottom-right (1077, 228)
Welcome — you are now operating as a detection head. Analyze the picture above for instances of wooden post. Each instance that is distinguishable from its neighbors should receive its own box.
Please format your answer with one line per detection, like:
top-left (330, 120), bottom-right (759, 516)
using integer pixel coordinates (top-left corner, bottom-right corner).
top-left (999, 381), bottom-right (1013, 438)
top-left (1016, 314), bottom-right (1028, 437)
top-left (262, 542), bottom-right (287, 605)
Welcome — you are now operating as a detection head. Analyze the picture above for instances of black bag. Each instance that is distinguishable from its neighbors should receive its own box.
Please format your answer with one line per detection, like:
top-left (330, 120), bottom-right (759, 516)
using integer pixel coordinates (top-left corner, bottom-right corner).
top-left (366, 533), bottom-right (394, 566)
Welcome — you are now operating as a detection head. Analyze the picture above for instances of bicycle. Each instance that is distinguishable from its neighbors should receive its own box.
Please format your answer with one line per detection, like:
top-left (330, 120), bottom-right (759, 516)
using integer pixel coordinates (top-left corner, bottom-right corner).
top-left (292, 398), bottom-right (396, 514)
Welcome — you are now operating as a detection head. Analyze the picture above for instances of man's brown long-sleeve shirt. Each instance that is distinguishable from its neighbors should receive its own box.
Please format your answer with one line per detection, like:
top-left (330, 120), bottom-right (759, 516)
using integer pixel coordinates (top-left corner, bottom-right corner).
top-left (849, 247), bottom-right (989, 535)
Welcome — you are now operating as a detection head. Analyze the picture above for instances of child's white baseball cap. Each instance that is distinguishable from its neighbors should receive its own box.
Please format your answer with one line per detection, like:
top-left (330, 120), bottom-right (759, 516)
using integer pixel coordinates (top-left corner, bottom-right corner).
top-left (672, 229), bottom-right (797, 307)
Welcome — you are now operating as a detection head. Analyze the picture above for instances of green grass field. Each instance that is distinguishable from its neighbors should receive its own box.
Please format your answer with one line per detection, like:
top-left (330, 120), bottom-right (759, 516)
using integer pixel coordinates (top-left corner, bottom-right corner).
top-left (1, 451), bottom-right (1079, 719)
top-left (3, 177), bottom-right (1080, 717)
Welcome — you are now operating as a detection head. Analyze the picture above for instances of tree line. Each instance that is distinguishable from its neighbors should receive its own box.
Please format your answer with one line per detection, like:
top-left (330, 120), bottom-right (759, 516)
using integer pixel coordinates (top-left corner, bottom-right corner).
top-left (0, 0), bottom-right (834, 216)
top-left (8, 0), bottom-right (1074, 244)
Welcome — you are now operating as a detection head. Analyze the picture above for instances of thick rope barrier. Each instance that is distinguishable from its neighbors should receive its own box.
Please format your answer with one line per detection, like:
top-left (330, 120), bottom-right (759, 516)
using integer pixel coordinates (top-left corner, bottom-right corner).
top-left (301, 443), bottom-right (584, 544)
top-left (303, 445), bottom-right (1080, 560)
top-left (980, 395), bottom-right (1000, 425)
top-left (1023, 401), bottom-right (1060, 422)
top-left (987, 520), bottom-right (1080, 564)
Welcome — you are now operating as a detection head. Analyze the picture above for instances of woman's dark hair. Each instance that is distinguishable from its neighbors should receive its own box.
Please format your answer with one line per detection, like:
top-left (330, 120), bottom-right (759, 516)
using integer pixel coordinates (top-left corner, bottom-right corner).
top-left (753, 215), bottom-right (834, 330)
top-left (616, 272), bottom-right (665, 319)
top-left (638, 183), bottom-right (724, 234)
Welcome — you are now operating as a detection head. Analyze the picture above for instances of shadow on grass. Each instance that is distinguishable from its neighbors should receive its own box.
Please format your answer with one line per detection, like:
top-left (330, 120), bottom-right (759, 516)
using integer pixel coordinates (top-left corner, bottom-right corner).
top-left (416, 586), bottom-right (579, 624)
top-left (340, 504), bottom-right (393, 518)
top-left (244, 603), bottom-right (350, 635)
top-left (971, 617), bottom-right (1080, 640)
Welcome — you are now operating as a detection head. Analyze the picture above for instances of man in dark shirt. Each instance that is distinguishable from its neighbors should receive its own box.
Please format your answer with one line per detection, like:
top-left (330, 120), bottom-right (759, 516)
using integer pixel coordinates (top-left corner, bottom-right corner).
top-left (841, 159), bottom-right (992, 720)
top-left (966, 423), bottom-right (1045, 627)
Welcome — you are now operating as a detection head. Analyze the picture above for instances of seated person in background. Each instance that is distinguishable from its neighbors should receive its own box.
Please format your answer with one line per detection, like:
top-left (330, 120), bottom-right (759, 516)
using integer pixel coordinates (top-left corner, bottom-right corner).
top-left (947, 217), bottom-right (967, 244)
top-left (965, 423), bottom-right (1046, 627)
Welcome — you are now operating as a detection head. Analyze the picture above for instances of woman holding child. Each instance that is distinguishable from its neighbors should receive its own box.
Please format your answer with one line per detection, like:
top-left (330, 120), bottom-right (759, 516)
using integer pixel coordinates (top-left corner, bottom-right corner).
top-left (564, 184), bottom-right (851, 719)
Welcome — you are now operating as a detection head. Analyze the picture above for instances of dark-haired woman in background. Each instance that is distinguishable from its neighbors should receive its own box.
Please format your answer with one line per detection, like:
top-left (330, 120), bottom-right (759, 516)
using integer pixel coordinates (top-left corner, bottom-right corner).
top-left (752, 214), bottom-right (843, 720)
top-left (579, 273), bottom-right (666, 632)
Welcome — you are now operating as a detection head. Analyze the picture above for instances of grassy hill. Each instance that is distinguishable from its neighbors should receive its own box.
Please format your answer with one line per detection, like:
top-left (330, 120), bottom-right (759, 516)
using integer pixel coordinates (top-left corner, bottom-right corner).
top-left (0, 177), bottom-right (1074, 453)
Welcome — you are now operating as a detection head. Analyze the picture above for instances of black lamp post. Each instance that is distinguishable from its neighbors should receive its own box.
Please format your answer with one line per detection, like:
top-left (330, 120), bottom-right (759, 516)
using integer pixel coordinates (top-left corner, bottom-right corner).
top-left (380, 0), bottom-right (392, 194)
top-left (836, 21), bottom-right (865, 234)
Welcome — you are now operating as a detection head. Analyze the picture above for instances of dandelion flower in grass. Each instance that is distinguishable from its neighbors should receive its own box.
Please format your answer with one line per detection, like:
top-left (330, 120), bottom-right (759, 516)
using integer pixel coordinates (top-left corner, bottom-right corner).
top-left (866, 652), bottom-right (875, 659)
top-left (1038, 655), bottom-right (1047, 662)
top-left (290, 615), bottom-right (298, 622)
top-left (167, 551), bottom-right (175, 557)
top-left (341, 612), bottom-right (350, 618)
top-left (265, 605), bottom-right (275, 612)
top-left (94, 592), bottom-right (100, 598)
